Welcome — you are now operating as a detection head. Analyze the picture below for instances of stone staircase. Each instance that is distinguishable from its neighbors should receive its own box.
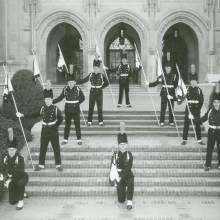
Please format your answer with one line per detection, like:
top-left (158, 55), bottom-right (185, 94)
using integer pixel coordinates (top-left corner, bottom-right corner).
top-left (25, 110), bottom-right (220, 198)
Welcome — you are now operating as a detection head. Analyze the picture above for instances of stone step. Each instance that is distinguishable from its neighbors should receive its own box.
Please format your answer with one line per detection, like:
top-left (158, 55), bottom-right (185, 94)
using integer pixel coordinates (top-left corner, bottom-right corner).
top-left (26, 169), bottom-right (220, 178)
top-left (30, 152), bottom-right (210, 160)
top-left (28, 177), bottom-right (220, 187)
top-left (27, 160), bottom-right (218, 169)
top-left (30, 145), bottom-right (209, 153)
top-left (26, 186), bottom-right (220, 197)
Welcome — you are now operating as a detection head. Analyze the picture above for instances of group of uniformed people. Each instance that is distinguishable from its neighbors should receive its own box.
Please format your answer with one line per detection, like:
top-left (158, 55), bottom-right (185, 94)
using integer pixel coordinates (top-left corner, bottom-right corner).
top-left (1, 47), bottom-right (220, 211)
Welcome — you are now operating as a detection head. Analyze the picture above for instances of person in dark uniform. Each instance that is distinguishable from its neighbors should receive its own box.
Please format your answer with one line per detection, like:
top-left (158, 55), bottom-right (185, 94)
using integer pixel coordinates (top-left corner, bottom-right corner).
top-left (196, 96), bottom-right (220, 171)
top-left (0, 128), bottom-right (29, 210)
top-left (77, 59), bottom-right (109, 126)
top-left (146, 62), bottom-right (178, 126)
top-left (116, 122), bottom-right (134, 210)
top-left (209, 81), bottom-right (220, 108)
top-left (17, 90), bottom-right (63, 171)
top-left (53, 73), bottom-right (85, 145)
top-left (188, 64), bottom-right (198, 83)
top-left (181, 76), bottom-right (205, 145)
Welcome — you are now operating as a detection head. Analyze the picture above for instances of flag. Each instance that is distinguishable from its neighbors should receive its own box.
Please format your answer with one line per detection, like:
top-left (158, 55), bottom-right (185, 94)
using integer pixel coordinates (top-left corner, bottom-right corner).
top-left (57, 44), bottom-right (67, 73)
top-left (33, 56), bottom-right (41, 84)
top-left (156, 54), bottom-right (163, 79)
top-left (3, 74), bottom-right (13, 102)
top-left (175, 64), bottom-right (187, 104)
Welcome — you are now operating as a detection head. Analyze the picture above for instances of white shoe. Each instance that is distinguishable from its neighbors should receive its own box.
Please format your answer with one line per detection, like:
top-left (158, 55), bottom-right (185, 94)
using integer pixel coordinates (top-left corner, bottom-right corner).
top-left (62, 139), bottom-right (68, 145)
top-left (99, 122), bottom-right (104, 126)
top-left (87, 122), bottom-right (92, 126)
top-left (16, 200), bottom-right (23, 210)
top-left (127, 200), bottom-right (132, 210)
top-left (77, 139), bottom-right (82, 145)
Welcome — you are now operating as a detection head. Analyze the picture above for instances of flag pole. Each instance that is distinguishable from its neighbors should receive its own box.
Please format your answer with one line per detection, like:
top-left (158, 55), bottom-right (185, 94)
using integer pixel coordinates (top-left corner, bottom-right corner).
top-left (95, 40), bottom-right (116, 106)
top-left (2, 65), bottom-right (35, 170)
top-left (176, 64), bottom-right (203, 162)
top-left (134, 44), bottom-right (160, 126)
top-left (156, 50), bottom-right (180, 137)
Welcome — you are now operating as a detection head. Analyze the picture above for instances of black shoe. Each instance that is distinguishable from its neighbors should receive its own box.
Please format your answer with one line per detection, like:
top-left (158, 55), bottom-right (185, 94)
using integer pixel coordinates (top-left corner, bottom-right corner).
top-left (181, 141), bottom-right (187, 145)
top-left (126, 104), bottom-right (132, 108)
top-left (117, 104), bottom-right (122, 108)
top-left (127, 205), bottom-right (132, 210)
top-left (198, 141), bottom-right (206, 145)
top-left (204, 166), bottom-right (210, 171)
top-left (34, 165), bottom-right (43, 171)
top-left (77, 140), bottom-right (82, 145)
top-left (56, 166), bottom-right (63, 172)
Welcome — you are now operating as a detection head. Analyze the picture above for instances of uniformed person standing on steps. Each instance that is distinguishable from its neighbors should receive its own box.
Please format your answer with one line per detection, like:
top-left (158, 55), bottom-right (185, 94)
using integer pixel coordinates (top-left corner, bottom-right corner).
top-left (196, 96), bottom-right (220, 171)
top-left (77, 60), bottom-right (109, 126)
top-left (53, 73), bottom-right (85, 145)
top-left (181, 76), bottom-right (205, 145)
top-left (17, 90), bottom-right (63, 171)
top-left (146, 62), bottom-right (178, 126)
top-left (0, 128), bottom-right (29, 210)
top-left (116, 122), bottom-right (134, 210)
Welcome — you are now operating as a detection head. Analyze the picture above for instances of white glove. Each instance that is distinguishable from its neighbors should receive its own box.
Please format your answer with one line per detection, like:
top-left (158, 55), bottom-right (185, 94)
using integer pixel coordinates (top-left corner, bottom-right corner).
top-left (167, 95), bottom-right (173, 100)
top-left (16, 112), bottom-right (24, 118)
top-left (188, 113), bottom-right (194, 120)
top-left (0, 174), bottom-right (4, 182)
top-left (145, 81), bottom-right (149, 86)
top-left (4, 179), bottom-right (11, 188)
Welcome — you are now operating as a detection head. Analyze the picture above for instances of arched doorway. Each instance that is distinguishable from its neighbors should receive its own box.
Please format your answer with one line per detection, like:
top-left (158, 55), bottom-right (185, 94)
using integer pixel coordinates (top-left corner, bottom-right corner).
top-left (162, 22), bottom-right (199, 83)
top-left (104, 22), bottom-right (141, 84)
top-left (46, 23), bottom-right (83, 84)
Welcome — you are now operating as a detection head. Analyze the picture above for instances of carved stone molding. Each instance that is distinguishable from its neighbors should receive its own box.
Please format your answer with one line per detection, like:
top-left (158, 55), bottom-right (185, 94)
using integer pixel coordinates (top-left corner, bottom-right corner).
top-left (23, 0), bottom-right (40, 13)
top-left (204, 0), bottom-right (220, 13)
top-left (83, 0), bottom-right (101, 15)
top-left (143, 0), bottom-right (159, 16)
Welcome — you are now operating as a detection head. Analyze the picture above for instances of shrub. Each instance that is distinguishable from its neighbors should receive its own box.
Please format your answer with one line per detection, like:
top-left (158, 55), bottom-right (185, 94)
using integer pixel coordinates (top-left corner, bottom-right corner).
top-left (2, 69), bottom-right (44, 130)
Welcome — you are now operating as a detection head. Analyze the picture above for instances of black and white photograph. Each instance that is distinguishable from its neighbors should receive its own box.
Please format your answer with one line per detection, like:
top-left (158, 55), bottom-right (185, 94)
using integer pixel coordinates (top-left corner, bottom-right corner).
top-left (0, 0), bottom-right (220, 219)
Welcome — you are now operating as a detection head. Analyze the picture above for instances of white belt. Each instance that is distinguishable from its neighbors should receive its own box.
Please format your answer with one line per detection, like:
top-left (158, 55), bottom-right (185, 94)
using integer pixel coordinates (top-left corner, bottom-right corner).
top-left (162, 85), bottom-right (174, 88)
top-left (117, 169), bottom-right (122, 172)
top-left (65, 100), bottom-right (79, 104)
top-left (188, 100), bottom-right (199, 104)
top-left (120, 74), bottom-right (128, 77)
top-left (209, 125), bottom-right (220, 129)
top-left (42, 121), bottom-right (56, 126)
top-left (91, 85), bottom-right (102, 89)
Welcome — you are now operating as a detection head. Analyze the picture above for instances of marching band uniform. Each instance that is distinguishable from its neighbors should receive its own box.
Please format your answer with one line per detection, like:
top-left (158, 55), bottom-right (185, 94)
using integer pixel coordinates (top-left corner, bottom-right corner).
top-left (198, 95), bottom-right (220, 171)
top-left (0, 137), bottom-right (28, 210)
top-left (148, 63), bottom-right (178, 126)
top-left (182, 76), bottom-right (204, 145)
top-left (77, 60), bottom-right (109, 126)
top-left (116, 134), bottom-right (134, 210)
top-left (53, 74), bottom-right (85, 145)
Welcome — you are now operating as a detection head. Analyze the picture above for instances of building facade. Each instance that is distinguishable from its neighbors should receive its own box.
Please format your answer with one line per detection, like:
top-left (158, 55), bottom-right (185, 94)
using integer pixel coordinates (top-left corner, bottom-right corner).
top-left (0, 0), bottom-right (220, 84)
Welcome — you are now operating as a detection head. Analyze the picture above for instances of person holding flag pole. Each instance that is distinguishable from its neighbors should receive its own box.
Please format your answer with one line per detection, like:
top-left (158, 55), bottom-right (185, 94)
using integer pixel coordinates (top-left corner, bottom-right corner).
top-left (95, 41), bottom-right (116, 106)
top-left (145, 51), bottom-right (180, 137)
top-left (175, 64), bottom-right (205, 146)
top-left (2, 65), bottom-right (35, 171)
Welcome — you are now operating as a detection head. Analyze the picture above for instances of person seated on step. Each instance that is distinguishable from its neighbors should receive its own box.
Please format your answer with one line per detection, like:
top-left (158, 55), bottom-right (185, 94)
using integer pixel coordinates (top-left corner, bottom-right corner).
top-left (116, 122), bottom-right (134, 210)
top-left (77, 59), bottom-right (109, 127)
top-left (53, 71), bottom-right (85, 145)
top-left (145, 62), bottom-right (178, 127)
top-left (195, 95), bottom-right (220, 171)
top-left (16, 90), bottom-right (63, 172)
top-left (181, 75), bottom-right (205, 146)
top-left (0, 127), bottom-right (29, 210)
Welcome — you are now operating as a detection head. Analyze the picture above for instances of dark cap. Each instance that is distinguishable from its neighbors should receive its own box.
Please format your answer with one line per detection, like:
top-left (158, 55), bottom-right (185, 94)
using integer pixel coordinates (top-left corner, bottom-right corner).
top-left (118, 133), bottom-right (128, 144)
top-left (164, 61), bottom-right (172, 68)
top-left (93, 59), bottom-right (101, 67)
top-left (213, 93), bottom-right (220, 102)
top-left (121, 53), bottom-right (127, 59)
top-left (67, 73), bottom-right (76, 81)
top-left (43, 89), bottom-right (53, 99)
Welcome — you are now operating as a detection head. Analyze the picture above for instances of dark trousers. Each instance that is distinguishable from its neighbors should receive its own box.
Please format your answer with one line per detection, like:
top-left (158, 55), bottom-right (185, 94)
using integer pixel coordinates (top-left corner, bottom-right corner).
top-left (88, 89), bottom-right (103, 122)
top-left (117, 176), bottom-right (134, 203)
top-left (205, 129), bottom-right (220, 167)
top-left (64, 109), bottom-right (81, 140)
top-left (182, 112), bottom-right (201, 141)
top-left (39, 126), bottom-right (61, 166)
top-left (160, 96), bottom-right (174, 123)
top-left (118, 81), bottom-right (130, 105)
top-left (9, 172), bottom-right (28, 204)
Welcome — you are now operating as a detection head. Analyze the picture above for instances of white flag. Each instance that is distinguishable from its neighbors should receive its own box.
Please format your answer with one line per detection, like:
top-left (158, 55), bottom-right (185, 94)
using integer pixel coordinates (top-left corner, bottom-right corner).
top-left (33, 56), bottom-right (41, 83)
top-left (57, 44), bottom-right (67, 72)
top-left (156, 54), bottom-right (163, 78)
